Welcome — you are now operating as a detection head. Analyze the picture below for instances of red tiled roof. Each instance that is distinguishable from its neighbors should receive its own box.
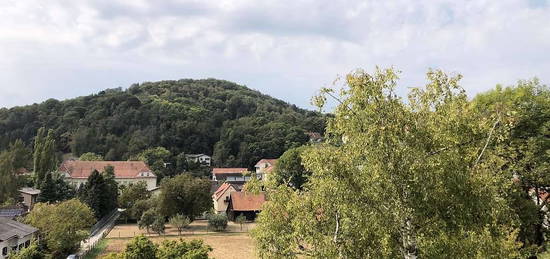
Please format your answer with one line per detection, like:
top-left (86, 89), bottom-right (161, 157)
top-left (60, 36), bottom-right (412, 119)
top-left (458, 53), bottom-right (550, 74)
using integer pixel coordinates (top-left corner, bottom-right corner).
top-left (255, 159), bottom-right (278, 167)
top-left (230, 192), bottom-right (266, 211)
top-left (59, 160), bottom-right (155, 179)
top-left (212, 168), bottom-right (247, 175)
top-left (212, 182), bottom-right (235, 200)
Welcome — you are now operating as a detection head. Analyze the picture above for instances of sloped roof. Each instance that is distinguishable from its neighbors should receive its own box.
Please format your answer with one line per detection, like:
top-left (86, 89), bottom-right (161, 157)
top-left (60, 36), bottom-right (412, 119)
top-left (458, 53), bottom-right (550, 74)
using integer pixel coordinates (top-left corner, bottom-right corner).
top-left (255, 159), bottom-right (278, 167)
top-left (230, 192), bottom-right (266, 211)
top-left (59, 160), bottom-right (155, 179)
top-left (212, 182), bottom-right (236, 200)
top-left (0, 207), bottom-right (26, 218)
top-left (0, 218), bottom-right (37, 241)
top-left (15, 167), bottom-right (30, 175)
top-left (212, 168), bottom-right (247, 175)
top-left (19, 187), bottom-right (41, 195)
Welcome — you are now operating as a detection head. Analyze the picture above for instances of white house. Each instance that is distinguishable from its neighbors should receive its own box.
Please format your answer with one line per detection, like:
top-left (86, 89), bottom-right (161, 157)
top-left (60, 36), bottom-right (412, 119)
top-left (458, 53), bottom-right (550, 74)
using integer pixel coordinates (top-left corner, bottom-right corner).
top-left (185, 154), bottom-right (212, 166)
top-left (59, 160), bottom-right (157, 191)
top-left (211, 168), bottom-right (250, 183)
top-left (255, 159), bottom-right (278, 181)
top-left (212, 182), bottom-right (237, 214)
top-left (0, 218), bottom-right (38, 259)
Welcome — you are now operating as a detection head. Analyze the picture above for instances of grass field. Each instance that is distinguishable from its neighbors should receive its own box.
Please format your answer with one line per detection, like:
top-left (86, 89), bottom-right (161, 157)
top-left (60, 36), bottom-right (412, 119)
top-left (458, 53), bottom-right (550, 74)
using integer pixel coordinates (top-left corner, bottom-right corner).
top-left (100, 220), bottom-right (257, 259)
top-left (83, 239), bottom-right (109, 259)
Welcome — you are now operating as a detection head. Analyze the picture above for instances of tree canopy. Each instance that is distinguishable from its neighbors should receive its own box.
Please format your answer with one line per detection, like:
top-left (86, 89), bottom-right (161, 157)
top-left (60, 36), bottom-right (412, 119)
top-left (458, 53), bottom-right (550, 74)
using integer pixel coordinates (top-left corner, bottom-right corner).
top-left (157, 174), bottom-right (211, 219)
top-left (253, 68), bottom-right (521, 258)
top-left (0, 79), bottom-right (326, 169)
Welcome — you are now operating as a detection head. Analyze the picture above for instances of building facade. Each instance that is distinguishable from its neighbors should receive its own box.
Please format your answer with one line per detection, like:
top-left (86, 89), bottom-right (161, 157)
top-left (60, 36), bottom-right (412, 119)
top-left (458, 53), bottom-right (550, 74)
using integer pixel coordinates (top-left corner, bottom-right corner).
top-left (59, 160), bottom-right (157, 190)
top-left (185, 154), bottom-right (212, 166)
top-left (255, 159), bottom-right (278, 181)
top-left (212, 183), bottom-right (237, 214)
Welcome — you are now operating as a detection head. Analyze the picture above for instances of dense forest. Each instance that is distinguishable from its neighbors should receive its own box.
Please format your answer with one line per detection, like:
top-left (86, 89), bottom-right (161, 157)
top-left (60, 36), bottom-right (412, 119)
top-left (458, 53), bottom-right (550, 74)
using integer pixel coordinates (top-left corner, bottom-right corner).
top-left (0, 79), bottom-right (326, 168)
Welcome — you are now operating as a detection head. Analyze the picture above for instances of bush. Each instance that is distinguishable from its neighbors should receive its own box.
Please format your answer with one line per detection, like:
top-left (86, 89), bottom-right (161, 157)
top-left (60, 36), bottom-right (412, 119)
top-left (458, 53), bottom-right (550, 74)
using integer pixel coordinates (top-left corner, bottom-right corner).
top-left (207, 214), bottom-right (228, 232)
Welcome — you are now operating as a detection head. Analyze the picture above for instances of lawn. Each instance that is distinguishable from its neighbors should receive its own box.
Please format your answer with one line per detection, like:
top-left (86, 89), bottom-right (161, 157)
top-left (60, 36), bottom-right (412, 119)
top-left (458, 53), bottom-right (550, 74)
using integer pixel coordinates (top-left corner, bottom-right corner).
top-left (83, 238), bottom-right (109, 259)
top-left (100, 220), bottom-right (257, 259)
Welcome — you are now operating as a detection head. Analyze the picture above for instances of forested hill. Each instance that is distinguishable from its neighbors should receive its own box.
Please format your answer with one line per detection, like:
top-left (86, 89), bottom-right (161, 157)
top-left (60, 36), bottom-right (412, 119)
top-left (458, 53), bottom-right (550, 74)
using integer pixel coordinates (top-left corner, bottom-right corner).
top-left (0, 79), bottom-right (326, 168)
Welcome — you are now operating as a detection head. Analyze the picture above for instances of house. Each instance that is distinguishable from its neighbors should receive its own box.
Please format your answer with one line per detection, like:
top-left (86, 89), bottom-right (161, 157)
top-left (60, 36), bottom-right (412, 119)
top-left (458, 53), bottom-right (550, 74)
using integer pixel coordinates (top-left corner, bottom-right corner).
top-left (185, 154), bottom-right (212, 166)
top-left (255, 159), bottom-right (277, 181)
top-left (0, 218), bottom-right (38, 259)
top-left (211, 168), bottom-right (250, 183)
top-left (59, 160), bottom-right (157, 191)
top-left (226, 192), bottom-right (266, 221)
top-left (19, 188), bottom-right (41, 211)
top-left (212, 183), bottom-right (237, 214)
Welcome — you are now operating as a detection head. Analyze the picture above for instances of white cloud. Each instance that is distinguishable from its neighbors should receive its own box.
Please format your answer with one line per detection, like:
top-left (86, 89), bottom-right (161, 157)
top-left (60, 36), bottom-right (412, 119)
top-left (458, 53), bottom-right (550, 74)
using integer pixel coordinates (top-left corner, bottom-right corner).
top-left (0, 0), bottom-right (549, 109)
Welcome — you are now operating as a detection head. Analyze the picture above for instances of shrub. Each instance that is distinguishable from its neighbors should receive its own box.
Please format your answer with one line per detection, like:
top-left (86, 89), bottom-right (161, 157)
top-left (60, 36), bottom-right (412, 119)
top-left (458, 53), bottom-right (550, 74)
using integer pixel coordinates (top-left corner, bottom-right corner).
top-left (207, 213), bottom-right (228, 232)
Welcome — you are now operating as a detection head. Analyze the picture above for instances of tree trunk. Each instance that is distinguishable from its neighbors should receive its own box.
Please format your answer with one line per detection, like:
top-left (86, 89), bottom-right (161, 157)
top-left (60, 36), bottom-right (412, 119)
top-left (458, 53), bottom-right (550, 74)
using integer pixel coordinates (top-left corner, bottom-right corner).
top-left (401, 217), bottom-right (418, 259)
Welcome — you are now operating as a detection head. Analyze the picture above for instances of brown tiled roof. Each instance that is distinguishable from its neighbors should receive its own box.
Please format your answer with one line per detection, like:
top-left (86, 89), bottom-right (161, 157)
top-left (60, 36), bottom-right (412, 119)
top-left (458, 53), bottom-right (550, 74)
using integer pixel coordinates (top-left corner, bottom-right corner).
top-left (255, 159), bottom-right (278, 167)
top-left (212, 168), bottom-right (247, 175)
top-left (230, 192), bottom-right (266, 211)
top-left (59, 160), bottom-right (156, 179)
top-left (15, 168), bottom-right (30, 175)
top-left (212, 182), bottom-right (235, 200)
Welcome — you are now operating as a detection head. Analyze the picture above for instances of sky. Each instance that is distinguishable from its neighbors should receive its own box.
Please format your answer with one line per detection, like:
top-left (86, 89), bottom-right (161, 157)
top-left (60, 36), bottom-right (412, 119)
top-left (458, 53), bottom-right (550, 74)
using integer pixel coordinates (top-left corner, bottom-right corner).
top-left (1, 0), bottom-right (549, 110)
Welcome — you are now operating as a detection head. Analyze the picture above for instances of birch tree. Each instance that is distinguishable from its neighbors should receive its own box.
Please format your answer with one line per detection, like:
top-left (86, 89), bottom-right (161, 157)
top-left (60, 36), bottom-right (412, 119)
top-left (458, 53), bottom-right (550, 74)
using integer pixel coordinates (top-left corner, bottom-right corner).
top-left (253, 68), bottom-right (520, 258)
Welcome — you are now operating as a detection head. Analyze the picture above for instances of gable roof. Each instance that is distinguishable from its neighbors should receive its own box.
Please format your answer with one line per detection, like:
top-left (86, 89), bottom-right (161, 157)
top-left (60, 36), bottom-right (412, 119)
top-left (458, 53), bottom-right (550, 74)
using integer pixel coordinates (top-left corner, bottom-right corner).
top-left (19, 187), bottom-right (41, 195)
top-left (59, 160), bottom-right (156, 179)
top-left (212, 182), bottom-right (236, 200)
top-left (255, 159), bottom-right (278, 167)
top-left (229, 192), bottom-right (266, 211)
top-left (212, 168), bottom-right (247, 175)
top-left (0, 218), bottom-right (37, 241)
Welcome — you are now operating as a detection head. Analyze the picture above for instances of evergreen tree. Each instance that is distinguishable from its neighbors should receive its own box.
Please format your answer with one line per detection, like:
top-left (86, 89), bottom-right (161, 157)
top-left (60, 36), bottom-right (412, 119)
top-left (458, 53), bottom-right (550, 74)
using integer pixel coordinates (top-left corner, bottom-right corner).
top-left (37, 172), bottom-right (57, 203)
top-left (0, 151), bottom-right (17, 204)
top-left (103, 165), bottom-right (119, 213)
top-left (79, 170), bottom-right (110, 219)
top-left (33, 128), bottom-right (57, 186)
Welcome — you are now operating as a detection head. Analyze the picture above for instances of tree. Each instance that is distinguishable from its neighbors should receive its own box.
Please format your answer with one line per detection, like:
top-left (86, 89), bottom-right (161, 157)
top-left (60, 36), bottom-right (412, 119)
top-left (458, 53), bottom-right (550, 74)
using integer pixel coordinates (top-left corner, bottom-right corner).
top-left (8, 242), bottom-right (44, 259)
top-left (79, 152), bottom-right (103, 161)
top-left (235, 214), bottom-right (246, 231)
top-left (139, 209), bottom-right (157, 233)
top-left (157, 174), bottom-right (211, 219)
top-left (79, 169), bottom-right (116, 219)
top-left (33, 128), bottom-right (57, 186)
top-left (253, 68), bottom-right (520, 258)
top-left (26, 199), bottom-right (95, 257)
top-left (207, 214), bottom-right (228, 232)
top-left (9, 139), bottom-right (31, 170)
top-left (0, 151), bottom-right (18, 204)
top-left (37, 172), bottom-right (56, 202)
top-left (169, 214), bottom-right (191, 236)
top-left (137, 147), bottom-right (173, 180)
top-left (132, 198), bottom-right (157, 222)
top-left (271, 146), bottom-right (311, 189)
top-left (152, 216), bottom-right (166, 236)
top-left (473, 79), bottom-right (550, 256)
top-left (119, 182), bottom-right (151, 221)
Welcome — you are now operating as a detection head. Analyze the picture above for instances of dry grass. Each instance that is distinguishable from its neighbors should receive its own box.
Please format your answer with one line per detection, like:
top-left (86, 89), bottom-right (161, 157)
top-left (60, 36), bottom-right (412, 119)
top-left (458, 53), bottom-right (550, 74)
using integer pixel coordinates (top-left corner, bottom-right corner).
top-left (101, 220), bottom-right (257, 259)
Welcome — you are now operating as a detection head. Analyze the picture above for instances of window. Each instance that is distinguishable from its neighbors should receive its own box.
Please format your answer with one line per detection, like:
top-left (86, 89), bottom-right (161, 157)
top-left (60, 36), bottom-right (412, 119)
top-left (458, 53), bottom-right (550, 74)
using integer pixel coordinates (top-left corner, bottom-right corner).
top-left (25, 240), bottom-right (30, 247)
top-left (2, 247), bottom-right (7, 256)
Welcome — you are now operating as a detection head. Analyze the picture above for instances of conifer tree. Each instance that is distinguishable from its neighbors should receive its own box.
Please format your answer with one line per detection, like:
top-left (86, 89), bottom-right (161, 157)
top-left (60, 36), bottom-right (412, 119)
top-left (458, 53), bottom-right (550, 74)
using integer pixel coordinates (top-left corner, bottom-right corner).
top-left (38, 172), bottom-right (57, 203)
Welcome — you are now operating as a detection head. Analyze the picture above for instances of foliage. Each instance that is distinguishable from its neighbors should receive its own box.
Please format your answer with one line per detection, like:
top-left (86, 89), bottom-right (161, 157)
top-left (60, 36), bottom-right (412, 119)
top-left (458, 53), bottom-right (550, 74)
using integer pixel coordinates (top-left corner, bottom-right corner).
top-left (79, 152), bottom-right (103, 161)
top-left (107, 236), bottom-right (212, 259)
top-left (235, 214), bottom-right (246, 231)
top-left (0, 150), bottom-right (18, 203)
top-left (119, 182), bottom-right (151, 221)
top-left (473, 79), bottom-right (550, 256)
top-left (207, 213), bottom-right (228, 232)
top-left (0, 80), bottom-right (326, 169)
top-left (78, 169), bottom-right (118, 219)
top-left (169, 214), bottom-right (191, 235)
top-left (253, 68), bottom-right (521, 258)
top-left (26, 199), bottom-right (95, 257)
top-left (37, 171), bottom-right (75, 203)
top-left (138, 209), bottom-right (157, 233)
top-left (136, 147), bottom-right (173, 180)
top-left (157, 174), bottom-right (211, 219)
top-left (124, 235), bottom-right (158, 259)
top-left (271, 146), bottom-right (311, 189)
top-left (156, 239), bottom-right (212, 259)
top-left (132, 198), bottom-right (157, 222)
top-left (32, 128), bottom-right (57, 186)
top-left (151, 216), bottom-right (166, 235)
top-left (8, 242), bottom-right (44, 259)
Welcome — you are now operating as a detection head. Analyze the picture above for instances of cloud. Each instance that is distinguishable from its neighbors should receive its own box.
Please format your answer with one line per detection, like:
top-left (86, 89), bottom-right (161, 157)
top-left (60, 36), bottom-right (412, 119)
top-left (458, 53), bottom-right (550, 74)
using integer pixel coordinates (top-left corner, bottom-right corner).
top-left (0, 0), bottom-right (549, 109)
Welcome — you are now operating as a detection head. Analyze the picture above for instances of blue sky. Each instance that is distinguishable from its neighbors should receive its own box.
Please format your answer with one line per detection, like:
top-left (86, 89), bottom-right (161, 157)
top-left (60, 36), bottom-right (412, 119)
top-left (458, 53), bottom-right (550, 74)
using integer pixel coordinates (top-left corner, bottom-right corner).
top-left (1, 0), bottom-right (549, 109)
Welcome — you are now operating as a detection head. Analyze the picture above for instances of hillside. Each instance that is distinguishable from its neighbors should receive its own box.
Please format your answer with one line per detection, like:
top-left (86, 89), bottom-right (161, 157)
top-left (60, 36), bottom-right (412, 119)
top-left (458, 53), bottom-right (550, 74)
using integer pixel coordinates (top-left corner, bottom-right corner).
top-left (0, 79), bottom-right (326, 168)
